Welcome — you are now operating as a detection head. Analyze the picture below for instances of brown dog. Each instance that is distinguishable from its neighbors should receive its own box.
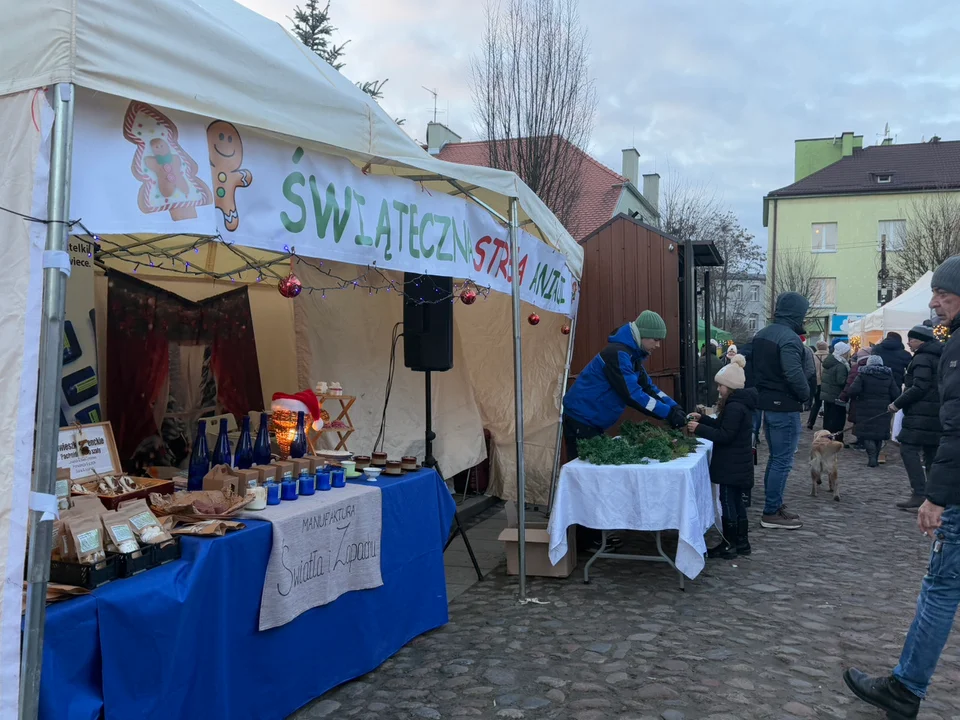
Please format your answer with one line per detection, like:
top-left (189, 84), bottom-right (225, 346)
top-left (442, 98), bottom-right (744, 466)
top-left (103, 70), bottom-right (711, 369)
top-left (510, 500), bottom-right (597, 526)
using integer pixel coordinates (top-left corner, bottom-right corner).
top-left (810, 430), bottom-right (844, 501)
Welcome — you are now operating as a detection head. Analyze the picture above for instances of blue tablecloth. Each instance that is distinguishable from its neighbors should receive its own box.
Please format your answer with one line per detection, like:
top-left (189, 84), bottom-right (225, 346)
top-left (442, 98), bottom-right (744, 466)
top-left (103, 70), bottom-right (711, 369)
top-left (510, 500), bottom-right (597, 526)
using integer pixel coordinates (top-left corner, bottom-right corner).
top-left (40, 468), bottom-right (455, 720)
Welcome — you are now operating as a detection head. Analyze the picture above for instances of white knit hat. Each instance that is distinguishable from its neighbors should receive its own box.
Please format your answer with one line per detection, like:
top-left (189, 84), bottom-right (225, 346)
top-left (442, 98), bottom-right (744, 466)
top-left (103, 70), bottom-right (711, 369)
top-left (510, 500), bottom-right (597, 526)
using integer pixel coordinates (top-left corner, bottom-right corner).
top-left (714, 354), bottom-right (746, 390)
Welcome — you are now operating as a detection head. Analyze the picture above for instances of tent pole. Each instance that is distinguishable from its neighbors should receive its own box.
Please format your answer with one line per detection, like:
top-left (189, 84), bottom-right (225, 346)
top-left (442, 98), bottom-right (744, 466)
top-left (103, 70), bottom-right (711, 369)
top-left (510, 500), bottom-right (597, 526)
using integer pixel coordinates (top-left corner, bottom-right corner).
top-left (20, 83), bottom-right (76, 720)
top-left (508, 197), bottom-right (526, 600)
top-left (546, 303), bottom-right (579, 516)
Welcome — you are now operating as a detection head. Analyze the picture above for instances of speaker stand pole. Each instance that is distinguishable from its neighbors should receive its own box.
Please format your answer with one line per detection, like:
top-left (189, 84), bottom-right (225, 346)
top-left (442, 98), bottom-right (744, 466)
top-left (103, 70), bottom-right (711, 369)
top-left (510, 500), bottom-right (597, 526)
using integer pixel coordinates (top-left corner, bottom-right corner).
top-left (425, 370), bottom-right (483, 582)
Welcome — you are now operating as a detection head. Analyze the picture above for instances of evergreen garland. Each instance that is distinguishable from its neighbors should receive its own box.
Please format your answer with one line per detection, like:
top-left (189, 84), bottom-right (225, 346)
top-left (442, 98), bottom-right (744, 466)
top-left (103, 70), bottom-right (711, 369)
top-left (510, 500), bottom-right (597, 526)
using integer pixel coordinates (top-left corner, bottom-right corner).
top-left (576, 421), bottom-right (699, 466)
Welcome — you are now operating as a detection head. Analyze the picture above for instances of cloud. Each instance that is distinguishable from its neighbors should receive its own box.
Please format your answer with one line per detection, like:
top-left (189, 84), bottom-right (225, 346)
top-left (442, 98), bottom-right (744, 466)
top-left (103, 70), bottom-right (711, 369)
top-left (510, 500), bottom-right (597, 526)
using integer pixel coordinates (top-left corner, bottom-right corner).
top-left (239, 0), bottom-right (960, 247)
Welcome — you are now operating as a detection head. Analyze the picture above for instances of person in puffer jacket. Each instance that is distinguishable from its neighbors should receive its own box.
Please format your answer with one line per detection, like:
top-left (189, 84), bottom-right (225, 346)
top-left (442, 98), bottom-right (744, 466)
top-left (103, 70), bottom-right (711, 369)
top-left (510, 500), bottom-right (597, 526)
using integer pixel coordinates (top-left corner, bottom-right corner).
top-left (874, 332), bottom-right (913, 389)
top-left (891, 325), bottom-right (943, 510)
top-left (752, 292), bottom-right (810, 530)
top-left (563, 311), bottom-right (686, 457)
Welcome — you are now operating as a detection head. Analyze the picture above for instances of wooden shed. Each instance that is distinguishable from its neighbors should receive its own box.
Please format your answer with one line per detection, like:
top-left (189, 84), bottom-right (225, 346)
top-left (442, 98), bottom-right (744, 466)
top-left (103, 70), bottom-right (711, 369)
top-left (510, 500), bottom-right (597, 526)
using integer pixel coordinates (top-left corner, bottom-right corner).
top-left (571, 214), bottom-right (721, 428)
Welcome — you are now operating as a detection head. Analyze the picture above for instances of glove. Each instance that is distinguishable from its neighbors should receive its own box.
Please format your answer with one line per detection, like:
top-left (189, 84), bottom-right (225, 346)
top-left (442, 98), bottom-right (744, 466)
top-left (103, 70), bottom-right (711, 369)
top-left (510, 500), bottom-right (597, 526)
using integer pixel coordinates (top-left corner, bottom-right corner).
top-left (802, 401), bottom-right (812, 412)
top-left (667, 406), bottom-right (687, 429)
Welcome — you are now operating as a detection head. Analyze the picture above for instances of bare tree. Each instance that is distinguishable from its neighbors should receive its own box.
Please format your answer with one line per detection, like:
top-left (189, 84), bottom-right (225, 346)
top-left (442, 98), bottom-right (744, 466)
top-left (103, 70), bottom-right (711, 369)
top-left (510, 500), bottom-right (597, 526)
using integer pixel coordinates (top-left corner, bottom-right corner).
top-left (661, 172), bottom-right (765, 335)
top-left (661, 171), bottom-right (723, 245)
top-left (892, 192), bottom-right (960, 286)
top-left (471, 0), bottom-right (597, 227)
top-left (769, 251), bottom-right (823, 320)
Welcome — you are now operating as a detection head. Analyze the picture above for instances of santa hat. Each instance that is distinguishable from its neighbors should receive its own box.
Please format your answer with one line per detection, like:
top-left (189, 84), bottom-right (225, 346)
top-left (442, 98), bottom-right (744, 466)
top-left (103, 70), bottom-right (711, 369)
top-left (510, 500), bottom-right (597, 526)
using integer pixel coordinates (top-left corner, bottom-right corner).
top-left (714, 354), bottom-right (746, 390)
top-left (271, 390), bottom-right (324, 431)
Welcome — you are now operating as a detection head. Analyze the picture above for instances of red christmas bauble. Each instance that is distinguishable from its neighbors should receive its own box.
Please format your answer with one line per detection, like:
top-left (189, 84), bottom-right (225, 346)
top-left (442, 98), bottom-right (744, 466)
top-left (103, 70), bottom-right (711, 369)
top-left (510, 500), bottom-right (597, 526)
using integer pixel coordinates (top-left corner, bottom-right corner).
top-left (460, 289), bottom-right (478, 305)
top-left (278, 273), bottom-right (303, 298)
top-left (561, 324), bottom-right (571, 335)
top-left (528, 313), bottom-right (540, 326)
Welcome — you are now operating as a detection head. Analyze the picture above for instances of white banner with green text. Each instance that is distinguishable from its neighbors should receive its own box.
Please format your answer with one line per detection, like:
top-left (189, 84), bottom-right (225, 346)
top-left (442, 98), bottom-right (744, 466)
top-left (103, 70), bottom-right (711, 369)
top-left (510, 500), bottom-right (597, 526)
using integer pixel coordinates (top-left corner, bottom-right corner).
top-left (69, 90), bottom-right (576, 316)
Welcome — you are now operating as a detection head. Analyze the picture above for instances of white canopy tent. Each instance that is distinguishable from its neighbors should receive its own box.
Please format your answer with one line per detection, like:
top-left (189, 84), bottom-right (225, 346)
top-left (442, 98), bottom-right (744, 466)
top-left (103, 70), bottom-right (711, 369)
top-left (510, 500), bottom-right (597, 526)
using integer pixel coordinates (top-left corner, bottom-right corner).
top-left (847, 272), bottom-right (935, 344)
top-left (0, 1), bottom-right (584, 717)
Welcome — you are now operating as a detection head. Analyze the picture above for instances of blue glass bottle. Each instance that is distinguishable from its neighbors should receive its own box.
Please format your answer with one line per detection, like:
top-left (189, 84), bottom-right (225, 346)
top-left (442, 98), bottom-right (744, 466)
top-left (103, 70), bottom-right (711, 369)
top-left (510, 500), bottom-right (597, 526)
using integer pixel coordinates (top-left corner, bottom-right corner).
top-left (289, 411), bottom-right (307, 459)
top-left (235, 416), bottom-right (254, 469)
top-left (187, 420), bottom-right (210, 491)
top-left (253, 412), bottom-right (271, 466)
top-left (211, 417), bottom-right (233, 467)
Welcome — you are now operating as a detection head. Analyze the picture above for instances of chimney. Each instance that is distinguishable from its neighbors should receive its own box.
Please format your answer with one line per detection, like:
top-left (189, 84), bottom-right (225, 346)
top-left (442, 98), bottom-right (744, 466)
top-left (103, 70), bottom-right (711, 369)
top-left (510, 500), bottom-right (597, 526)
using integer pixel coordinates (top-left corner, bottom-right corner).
top-left (642, 173), bottom-right (660, 215)
top-left (841, 131), bottom-right (855, 157)
top-left (621, 148), bottom-right (640, 187)
top-left (426, 122), bottom-right (461, 155)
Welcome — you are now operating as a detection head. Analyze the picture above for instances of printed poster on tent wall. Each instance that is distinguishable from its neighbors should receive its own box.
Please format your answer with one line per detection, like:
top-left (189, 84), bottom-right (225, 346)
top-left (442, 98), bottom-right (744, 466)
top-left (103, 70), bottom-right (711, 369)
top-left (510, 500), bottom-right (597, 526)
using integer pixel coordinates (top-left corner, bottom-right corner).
top-left (68, 90), bottom-right (577, 317)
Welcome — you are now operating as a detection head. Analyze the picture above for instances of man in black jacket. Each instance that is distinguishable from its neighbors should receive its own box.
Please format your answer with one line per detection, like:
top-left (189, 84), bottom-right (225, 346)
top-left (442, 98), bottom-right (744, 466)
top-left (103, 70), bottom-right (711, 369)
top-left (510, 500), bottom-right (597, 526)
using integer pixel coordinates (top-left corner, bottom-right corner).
top-left (752, 292), bottom-right (811, 530)
top-left (874, 331), bottom-right (913, 389)
top-left (844, 256), bottom-right (960, 719)
top-left (891, 325), bottom-right (942, 510)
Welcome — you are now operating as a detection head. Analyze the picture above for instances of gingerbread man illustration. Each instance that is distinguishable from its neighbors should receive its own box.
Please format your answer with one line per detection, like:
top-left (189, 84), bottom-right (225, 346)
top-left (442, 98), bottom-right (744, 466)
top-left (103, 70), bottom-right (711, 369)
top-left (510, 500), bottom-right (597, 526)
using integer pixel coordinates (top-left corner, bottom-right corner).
top-left (123, 101), bottom-right (212, 222)
top-left (207, 121), bottom-right (253, 232)
top-left (145, 138), bottom-right (191, 201)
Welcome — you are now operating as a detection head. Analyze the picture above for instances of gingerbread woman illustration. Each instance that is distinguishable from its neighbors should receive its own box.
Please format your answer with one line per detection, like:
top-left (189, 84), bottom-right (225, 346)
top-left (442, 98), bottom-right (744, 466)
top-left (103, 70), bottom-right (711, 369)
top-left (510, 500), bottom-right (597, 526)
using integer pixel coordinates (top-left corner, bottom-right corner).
top-left (123, 101), bottom-right (212, 222)
top-left (207, 120), bottom-right (253, 232)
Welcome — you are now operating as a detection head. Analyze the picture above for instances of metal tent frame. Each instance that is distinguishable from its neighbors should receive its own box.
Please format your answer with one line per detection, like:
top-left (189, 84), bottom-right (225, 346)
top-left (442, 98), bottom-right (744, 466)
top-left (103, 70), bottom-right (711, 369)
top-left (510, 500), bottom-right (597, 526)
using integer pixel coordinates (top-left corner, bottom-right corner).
top-left (17, 81), bottom-right (579, 719)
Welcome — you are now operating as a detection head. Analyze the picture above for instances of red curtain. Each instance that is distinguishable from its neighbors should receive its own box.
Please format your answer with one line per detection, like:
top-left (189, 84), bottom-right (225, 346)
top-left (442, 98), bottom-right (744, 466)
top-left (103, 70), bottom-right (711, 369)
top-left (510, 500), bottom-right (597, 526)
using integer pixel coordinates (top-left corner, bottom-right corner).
top-left (106, 272), bottom-right (263, 465)
top-left (106, 288), bottom-right (171, 463)
top-left (208, 294), bottom-right (263, 423)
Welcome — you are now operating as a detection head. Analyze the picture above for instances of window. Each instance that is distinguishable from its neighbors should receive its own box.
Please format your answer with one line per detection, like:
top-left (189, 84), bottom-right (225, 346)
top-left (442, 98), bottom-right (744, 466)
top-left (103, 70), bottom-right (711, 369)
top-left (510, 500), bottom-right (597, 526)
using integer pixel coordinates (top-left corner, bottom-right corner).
top-left (810, 277), bottom-right (837, 308)
top-left (748, 314), bottom-right (758, 332)
top-left (749, 285), bottom-right (759, 302)
top-left (877, 175), bottom-right (892, 184)
top-left (731, 284), bottom-right (742, 301)
top-left (812, 223), bottom-right (838, 253)
top-left (878, 219), bottom-right (906, 252)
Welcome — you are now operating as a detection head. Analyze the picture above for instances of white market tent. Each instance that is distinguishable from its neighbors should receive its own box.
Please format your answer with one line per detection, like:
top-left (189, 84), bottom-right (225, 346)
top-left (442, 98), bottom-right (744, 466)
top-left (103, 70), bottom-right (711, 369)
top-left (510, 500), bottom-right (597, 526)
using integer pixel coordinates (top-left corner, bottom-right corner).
top-left (0, 1), bottom-right (584, 716)
top-left (847, 271), bottom-right (935, 344)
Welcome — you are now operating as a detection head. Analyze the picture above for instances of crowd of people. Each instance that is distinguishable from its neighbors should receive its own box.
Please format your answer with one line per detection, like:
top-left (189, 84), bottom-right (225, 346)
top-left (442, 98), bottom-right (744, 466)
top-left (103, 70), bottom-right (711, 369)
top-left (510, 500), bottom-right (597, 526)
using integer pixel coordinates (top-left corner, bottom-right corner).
top-left (561, 255), bottom-right (960, 719)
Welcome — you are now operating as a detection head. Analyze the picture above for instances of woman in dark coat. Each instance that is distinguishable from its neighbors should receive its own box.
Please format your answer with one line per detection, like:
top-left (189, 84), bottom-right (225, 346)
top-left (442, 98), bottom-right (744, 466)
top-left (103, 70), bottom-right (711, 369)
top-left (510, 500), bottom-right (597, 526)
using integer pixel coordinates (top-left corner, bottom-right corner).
top-left (839, 349), bottom-right (871, 447)
top-left (891, 325), bottom-right (943, 507)
top-left (821, 341), bottom-right (851, 442)
top-left (687, 355), bottom-right (756, 559)
top-left (848, 355), bottom-right (900, 467)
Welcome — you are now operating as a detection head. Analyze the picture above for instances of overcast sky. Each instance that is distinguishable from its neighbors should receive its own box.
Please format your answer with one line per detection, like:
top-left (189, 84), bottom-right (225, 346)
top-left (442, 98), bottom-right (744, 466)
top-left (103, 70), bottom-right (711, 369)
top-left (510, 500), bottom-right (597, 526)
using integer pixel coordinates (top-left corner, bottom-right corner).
top-left (240, 0), bottom-right (960, 248)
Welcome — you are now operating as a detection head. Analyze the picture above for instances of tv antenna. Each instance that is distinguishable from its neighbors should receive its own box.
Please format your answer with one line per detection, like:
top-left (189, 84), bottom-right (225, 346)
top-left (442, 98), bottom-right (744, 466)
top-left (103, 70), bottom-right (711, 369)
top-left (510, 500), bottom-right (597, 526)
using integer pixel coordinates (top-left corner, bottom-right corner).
top-left (423, 86), bottom-right (439, 123)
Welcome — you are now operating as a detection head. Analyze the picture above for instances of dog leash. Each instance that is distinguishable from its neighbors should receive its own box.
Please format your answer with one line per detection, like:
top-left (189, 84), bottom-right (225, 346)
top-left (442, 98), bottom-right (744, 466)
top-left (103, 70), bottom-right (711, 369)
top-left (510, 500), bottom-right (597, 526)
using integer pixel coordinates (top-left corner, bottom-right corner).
top-left (822, 410), bottom-right (894, 440)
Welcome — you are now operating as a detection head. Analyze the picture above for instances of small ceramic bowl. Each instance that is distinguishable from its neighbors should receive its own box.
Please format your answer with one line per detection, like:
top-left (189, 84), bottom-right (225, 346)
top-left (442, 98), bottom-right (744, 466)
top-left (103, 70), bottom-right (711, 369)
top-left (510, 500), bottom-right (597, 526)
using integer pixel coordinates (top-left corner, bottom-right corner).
top-left (363, 467), bottom-right (382, 482)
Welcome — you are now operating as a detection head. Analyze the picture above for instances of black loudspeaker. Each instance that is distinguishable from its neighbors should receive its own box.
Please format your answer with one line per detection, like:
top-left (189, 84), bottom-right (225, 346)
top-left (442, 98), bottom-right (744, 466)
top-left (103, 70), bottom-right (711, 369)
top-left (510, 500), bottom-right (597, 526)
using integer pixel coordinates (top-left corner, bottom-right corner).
top-left (403, 273), bottom-right (454, 372)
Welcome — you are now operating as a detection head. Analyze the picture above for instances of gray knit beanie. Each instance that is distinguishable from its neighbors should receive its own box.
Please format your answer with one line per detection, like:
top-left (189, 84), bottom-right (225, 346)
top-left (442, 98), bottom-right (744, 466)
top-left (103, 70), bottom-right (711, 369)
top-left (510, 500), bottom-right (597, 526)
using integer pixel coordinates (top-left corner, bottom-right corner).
top-left (866, 354), bottom-right (884, 367)
top-left (932, 255), bottom-right (960, 296)
top-left (908, 324), bottom-right (936, 342)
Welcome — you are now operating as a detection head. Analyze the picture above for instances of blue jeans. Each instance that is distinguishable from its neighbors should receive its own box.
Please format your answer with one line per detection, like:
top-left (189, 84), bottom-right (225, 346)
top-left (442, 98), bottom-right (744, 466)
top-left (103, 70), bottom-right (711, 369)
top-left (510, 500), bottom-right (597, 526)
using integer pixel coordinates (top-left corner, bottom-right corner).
top-left (893, 505), bottom-right (960, 698)
top-left (762, 411), bottom-right (801, 515)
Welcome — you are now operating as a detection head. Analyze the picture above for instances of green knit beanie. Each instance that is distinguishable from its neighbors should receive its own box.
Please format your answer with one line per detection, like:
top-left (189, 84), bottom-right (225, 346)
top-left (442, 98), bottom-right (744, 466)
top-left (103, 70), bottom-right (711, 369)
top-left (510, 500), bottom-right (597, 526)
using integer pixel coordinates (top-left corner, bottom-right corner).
top-left (634, 310), bottom-right (667, 339)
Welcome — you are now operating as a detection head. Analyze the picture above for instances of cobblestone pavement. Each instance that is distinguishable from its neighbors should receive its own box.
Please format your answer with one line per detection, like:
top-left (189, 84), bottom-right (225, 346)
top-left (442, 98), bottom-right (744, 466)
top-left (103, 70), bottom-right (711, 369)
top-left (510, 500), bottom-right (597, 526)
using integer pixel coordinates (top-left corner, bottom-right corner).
top-left (294, 427), bottom-right (960, 720)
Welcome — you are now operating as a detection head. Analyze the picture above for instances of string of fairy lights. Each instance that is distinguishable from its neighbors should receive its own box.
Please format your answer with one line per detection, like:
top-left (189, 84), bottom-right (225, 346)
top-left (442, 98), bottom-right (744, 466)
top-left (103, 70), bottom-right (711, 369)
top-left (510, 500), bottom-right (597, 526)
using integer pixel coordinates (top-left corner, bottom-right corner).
top-left (73, 223), bottom-right (492, 305)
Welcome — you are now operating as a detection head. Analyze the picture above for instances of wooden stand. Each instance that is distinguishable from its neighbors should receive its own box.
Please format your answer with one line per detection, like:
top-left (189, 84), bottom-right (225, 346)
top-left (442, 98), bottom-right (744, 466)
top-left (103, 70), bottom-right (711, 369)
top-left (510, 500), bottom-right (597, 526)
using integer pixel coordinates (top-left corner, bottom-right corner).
top-left (308, 393), bottom-right (356, 452)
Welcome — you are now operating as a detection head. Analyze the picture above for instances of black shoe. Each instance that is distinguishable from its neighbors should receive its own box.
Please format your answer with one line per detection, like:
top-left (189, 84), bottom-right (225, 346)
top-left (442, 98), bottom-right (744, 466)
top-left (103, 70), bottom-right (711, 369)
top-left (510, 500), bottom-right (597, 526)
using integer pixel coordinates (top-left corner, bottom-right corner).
top-left (867, 457), bottom-right (879, 468)
top-left (896, 494), bottom-right (925, 510)
top-left (736, 519), bottom-right (751, 556)
top-left (707, 520), bottom-right (738, 559)
top-left (843, 668), bottom-right (919, 719)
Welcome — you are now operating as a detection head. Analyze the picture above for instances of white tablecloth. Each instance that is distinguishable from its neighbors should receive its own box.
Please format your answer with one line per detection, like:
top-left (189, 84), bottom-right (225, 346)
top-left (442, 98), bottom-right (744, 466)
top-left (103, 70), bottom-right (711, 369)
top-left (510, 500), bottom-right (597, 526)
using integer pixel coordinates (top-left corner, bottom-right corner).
top-left (547, 439), bottom-right (717, 579)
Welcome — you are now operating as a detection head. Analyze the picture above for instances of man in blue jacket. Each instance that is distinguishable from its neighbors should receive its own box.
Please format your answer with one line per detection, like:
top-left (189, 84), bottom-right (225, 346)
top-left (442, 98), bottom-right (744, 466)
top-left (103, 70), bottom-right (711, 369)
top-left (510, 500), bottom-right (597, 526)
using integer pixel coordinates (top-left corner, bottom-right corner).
top-left (563, 310), bottom-right (687, 461)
